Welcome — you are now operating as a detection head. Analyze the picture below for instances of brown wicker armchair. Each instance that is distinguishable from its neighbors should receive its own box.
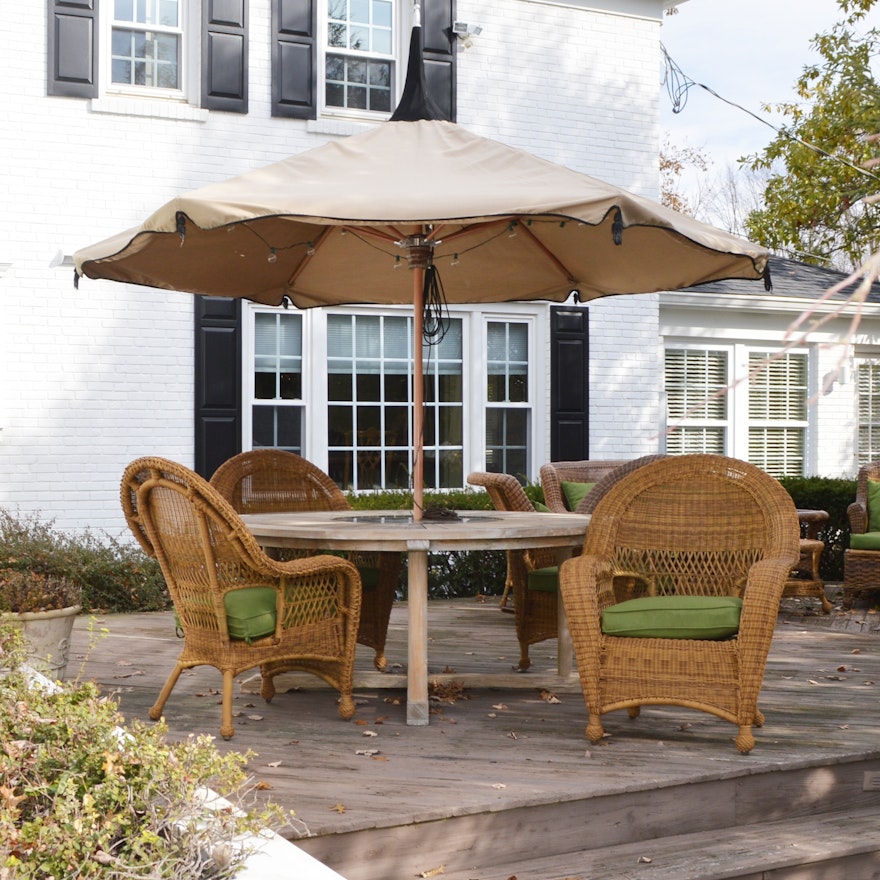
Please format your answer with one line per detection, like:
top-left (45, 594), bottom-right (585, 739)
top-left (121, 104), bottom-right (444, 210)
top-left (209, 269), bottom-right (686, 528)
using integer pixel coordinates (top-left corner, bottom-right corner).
top-left (121, 457), bottom-right (362, 739)
top-left (466, 471), bottom-right (559, 670)
top-left (539, 456), bottom-right (666, 514)
top-left (210, 449), bottom-right (400, 670)
top-left (843, 462), bottom-right (880, 607)
top-left (559, 454), bottom-right (799, 753)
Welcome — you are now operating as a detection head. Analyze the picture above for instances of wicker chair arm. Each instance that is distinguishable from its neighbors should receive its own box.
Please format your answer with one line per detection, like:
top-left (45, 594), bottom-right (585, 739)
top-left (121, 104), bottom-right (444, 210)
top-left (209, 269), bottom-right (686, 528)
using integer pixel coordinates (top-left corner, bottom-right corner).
top-left (538, 464), bottom-right (570, 513)
top-left (848, 500), bottom-right (868, 534)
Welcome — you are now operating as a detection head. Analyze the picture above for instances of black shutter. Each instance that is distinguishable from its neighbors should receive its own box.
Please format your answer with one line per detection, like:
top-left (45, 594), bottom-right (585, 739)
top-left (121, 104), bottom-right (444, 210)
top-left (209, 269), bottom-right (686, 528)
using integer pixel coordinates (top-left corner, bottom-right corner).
top-left (550, 306), bottom-right (589, 461)
top-left (422, 0), bottom-right (456, 122)
top-left (271, 0), bottom-right (317, 119)
top-left (202, 0), bottom-right (248, 112)
top-left (48, 0), bottom-right (98, 98)
top-left (194, 297), bottom-right (242, 479)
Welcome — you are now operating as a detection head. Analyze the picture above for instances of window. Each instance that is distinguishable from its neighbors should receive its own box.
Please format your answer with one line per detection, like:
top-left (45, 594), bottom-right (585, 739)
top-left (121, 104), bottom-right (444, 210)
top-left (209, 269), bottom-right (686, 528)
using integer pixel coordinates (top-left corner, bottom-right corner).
top-left (857, 360), bottom-right (880, 466)
top-left (111, 0), bottom-right (183, 91)
top-left (326, 314), bottom-right (463, 491)
top-left (746, 351), bottom-right (807, 476)
top-left (485, 322), bottom-right (531, 478)
top-left (251, 312), bottom-right (304, 452)
top-left (324, 0), bottom-right (395, 113)
top-left (664, 348), bottom-right (728, 455)
top-left (664, 345), bottom-right (808, 478)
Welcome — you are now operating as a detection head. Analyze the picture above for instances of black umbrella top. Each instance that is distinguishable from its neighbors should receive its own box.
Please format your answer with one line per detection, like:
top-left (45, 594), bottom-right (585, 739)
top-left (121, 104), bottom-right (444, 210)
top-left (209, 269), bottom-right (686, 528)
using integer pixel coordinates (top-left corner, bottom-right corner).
top-left (389, 24), bottom-right (448, 122)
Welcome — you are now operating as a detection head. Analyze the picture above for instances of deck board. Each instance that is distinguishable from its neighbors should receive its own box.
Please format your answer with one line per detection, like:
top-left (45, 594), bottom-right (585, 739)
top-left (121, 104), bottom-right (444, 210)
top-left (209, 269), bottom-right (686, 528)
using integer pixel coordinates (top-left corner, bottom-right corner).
top-left (69, 597), bottom-right (880, 853)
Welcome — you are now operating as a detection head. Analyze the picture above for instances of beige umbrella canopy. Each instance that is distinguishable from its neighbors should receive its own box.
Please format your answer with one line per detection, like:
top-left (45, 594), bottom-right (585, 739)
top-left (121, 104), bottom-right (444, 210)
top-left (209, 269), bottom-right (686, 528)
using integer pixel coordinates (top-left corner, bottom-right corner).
top-left (75, 26), bottom-right (769, 518)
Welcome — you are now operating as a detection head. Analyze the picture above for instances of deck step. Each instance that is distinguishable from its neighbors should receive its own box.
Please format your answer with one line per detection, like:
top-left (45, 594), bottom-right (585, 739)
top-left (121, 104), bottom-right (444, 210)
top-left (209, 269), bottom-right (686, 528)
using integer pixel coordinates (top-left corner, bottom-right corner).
top-left (439, 805), bottom-right (880, 880)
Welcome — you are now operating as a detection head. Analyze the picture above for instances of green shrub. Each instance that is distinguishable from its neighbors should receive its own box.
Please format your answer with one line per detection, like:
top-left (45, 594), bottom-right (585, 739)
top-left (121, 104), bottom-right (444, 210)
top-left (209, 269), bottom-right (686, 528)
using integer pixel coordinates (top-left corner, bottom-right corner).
top-left (0, 509), bottom-right (168, 613)
top-left (0, 625), bottom-right (291, 879)
top-left (778, 476), bottom-right (856, 581)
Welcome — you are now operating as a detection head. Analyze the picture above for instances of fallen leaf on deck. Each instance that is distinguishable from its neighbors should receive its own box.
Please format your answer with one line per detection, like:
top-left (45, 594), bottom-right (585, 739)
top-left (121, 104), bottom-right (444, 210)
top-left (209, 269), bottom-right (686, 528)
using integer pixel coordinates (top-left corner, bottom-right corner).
top-left (838, 666), bottom-right (848, 672)
top-left (808, 679), bottom-right (821, 685)
top-left (267, 760), bottom-right (282, 767)
top-left (491, 783), bottom-right (506, 789)
top-left (488, 712), bottom-right (497, 718)
top-left (362, 730), bottom-right (378, 737)
top-left (330, 803), bottom-right (346, 813)
top-left (492, 703), bottom-right (508, 711)
top-left (852, 649), bottom-right (862, 654)
top-left (416, 866), bottom-right (445, 878)
top-left (255, 781), bottom-right (272, 790)
top-left (429, 680), bottom-right (468, 703)
top-left (539, 689), bottom-right (561, 704)
top-left (384, 696), bottom-right (403, 705)
top-left (839, 724), bottom-right (850, 730)
top-left (637, 856), bottom-right (653, 863)
top-left (507, 731), bottom-right (518, 740)
top-left (355, 719), bottom-right (369, 726)
top-left (355, 749), bottom-right (380, 757)
top-left (247, 714), bottom-right (264, 721)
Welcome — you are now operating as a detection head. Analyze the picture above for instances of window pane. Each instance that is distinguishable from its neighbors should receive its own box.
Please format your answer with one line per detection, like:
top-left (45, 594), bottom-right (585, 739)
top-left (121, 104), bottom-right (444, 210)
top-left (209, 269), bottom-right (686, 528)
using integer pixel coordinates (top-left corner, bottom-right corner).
top-left (327, 314), bottom-right (462, 490)
top-left (857, 362), bottom-right (880, 465)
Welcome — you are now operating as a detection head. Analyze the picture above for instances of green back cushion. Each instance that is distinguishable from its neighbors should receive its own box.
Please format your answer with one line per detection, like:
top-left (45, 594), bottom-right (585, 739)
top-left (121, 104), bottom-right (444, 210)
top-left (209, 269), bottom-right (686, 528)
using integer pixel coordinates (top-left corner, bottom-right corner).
top-left (224, 587), bottom-right (278, 643)
top-left (850, 531), bottom-right (880, 551)
top-left (868, 480), bottom-right (880, 532)
top-left (601, 595), bottom-right (743, 640)
top-left (533, 501), bottom-right (551, 513)
top-left (561, 481), bottom-right (596, 511)
top-left (527, 566), bottom-right (559, 593)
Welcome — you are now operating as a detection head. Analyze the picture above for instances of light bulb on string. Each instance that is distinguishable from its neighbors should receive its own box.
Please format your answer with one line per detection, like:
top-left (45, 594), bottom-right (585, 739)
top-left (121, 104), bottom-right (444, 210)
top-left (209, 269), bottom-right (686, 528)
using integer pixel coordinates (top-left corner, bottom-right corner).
top-left (267, 248), bottom-right (277, 263)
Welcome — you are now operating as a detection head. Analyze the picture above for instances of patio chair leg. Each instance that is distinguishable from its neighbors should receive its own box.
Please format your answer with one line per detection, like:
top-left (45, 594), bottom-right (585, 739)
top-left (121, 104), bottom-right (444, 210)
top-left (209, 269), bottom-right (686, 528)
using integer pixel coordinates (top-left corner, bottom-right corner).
top-left (260, 671), bottom-right (277, 703)
top-left (735, 725), bottom-right (755, 754)
top-left (586, 716), bottom-right (605, 743)
top-left (627, 706), bottom-right (641, 719)
top-left (149, 663), bottom-right (183, 722)
top-left (517, 644), bottom-right (531, 671)
top-left (372, 649), bottom-right (388, 671)
top-left (338, 692), bottom-right (355, 720)
top-left (220, 669), bottom-right (235, 740)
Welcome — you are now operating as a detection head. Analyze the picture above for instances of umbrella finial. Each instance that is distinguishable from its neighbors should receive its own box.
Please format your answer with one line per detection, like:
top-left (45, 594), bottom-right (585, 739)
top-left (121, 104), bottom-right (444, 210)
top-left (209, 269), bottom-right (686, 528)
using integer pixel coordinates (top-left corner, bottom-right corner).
top-left (389, 11), bottom-right (447, 122)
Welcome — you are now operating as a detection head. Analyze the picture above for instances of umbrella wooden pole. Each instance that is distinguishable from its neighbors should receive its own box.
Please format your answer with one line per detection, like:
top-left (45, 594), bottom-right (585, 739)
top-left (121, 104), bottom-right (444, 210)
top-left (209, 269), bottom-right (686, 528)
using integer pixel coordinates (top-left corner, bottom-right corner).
top-left (412, 265), bottom-right (425, 522)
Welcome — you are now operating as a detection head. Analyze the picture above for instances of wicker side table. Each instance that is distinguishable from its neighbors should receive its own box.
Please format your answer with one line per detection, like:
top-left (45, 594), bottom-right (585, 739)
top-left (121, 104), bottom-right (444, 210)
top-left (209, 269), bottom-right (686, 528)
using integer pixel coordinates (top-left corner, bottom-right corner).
top-left (783, 510), bottom-right (832, 613)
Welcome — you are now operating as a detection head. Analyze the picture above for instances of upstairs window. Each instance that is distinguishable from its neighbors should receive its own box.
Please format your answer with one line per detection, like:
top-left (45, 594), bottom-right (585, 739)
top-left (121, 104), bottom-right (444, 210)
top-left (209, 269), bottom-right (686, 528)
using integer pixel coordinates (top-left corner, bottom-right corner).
top-left (111, 0), bottom-right (183, 91)
top-left (324, 0), bottom-right (395, 113)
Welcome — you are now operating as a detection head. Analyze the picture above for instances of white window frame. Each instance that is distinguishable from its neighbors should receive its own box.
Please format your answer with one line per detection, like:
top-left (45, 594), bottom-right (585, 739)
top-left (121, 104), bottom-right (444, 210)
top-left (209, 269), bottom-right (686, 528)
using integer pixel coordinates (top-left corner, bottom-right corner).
top-left (483, 317), bottom-right (536, 481)
top-left (243, 308), bottom-right (310, 457)
top-left (101, 0), bottom-right (198, 103)
top-left (664, 341), bottom-right (810, 477)
top-left (318, 0), bottom-right (404, 121)
top-left (856, 356), bottom-right (880, 467)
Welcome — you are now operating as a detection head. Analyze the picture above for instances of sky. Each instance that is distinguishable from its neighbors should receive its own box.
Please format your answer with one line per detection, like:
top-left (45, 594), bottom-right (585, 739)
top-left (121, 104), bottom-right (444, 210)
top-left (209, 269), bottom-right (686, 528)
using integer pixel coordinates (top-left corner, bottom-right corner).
top-left (659, 0), bottom-right (877, 198)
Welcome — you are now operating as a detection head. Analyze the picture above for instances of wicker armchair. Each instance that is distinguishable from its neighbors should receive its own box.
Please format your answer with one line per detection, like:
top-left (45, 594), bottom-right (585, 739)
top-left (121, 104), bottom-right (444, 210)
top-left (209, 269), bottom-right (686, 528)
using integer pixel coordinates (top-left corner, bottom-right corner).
top-left (121, 457), bottom-right (362, 739)
top-left (539, 456), bottom-right (666, 514)
top-left (559, 454), bottom-right (799, 753)
top-left (843, 462), bottom-right (880, 607)
top-left (210, 449), bottom-right (401, 670)
top-left (466, 471), bottom-right (559, 670)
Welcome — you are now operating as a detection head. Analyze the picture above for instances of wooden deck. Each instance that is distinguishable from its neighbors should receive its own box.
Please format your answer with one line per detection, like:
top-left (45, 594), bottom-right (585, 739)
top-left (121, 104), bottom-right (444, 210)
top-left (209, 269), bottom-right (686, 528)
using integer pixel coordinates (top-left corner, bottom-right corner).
top-left (69, 594), bottom-right (880, 880)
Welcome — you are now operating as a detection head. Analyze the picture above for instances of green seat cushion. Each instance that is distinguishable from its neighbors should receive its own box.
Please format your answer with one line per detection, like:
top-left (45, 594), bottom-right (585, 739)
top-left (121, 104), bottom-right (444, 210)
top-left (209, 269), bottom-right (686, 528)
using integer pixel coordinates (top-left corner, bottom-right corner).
top-left (601, 595), bottom-right (743, 640)
top-left (561, 481), bottom-right (596, 511)
top-left (527, 566), bottom-right (559, 593)
top-left (850, 531), bottom-right (880, 551)
top-left (224, 587), bottom-right (278, 643)
top-left (868, 480), bottom-right (880, 532)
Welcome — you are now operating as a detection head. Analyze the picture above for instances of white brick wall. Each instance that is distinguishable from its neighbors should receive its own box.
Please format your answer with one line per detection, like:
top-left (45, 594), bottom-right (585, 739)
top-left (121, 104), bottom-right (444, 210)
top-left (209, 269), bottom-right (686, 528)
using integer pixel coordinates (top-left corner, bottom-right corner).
top-left (1, 0), bottom-right (662, 535)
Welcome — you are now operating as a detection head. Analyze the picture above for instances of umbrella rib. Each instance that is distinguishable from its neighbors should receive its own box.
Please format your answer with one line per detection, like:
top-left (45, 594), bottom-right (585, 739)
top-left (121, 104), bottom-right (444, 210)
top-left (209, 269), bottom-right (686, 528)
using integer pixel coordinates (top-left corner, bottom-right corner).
top-left (287, 226), bottom-right (334, 288)
top-left (439, 219), bottom-right (579, 286)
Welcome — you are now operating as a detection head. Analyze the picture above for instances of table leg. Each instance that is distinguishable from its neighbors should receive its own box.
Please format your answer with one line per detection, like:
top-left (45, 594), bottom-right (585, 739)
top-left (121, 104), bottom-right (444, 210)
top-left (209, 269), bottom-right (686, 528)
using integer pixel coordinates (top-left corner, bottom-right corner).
top-left (556, 547), bottom-right (574, 678)
top-left (406, 548), bottom-right (430, 725)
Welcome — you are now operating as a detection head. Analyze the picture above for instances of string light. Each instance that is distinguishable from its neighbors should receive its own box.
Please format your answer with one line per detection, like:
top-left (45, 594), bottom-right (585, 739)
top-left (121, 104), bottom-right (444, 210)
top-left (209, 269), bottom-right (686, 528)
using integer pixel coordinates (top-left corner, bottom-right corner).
top-left (267, 248), bottom-right (277, 263)
top-left (394, 255), bottom-right (402, 269)
top-left (450, 253), bottom-right (460, 266)
top-left (306, 242), bottom-right (315, 256)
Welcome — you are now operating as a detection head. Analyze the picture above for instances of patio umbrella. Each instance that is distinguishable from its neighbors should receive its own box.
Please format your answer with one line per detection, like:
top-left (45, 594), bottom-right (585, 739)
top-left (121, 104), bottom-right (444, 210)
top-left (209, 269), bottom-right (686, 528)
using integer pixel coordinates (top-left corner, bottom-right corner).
top-left (75, 15), bottom-right (770, 519)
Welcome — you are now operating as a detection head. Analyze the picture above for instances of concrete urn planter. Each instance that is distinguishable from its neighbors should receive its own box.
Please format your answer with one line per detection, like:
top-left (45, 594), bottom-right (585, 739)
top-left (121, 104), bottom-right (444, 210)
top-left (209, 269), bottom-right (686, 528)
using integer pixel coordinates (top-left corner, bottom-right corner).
top-left (3, 604), bottom-right (81, 680)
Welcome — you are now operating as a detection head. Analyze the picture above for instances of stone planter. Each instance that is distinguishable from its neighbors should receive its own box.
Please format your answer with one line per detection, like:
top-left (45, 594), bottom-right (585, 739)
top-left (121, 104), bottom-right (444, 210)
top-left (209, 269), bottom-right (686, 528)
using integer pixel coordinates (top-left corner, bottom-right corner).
top-left (2, 604), bottom-right (81, 680)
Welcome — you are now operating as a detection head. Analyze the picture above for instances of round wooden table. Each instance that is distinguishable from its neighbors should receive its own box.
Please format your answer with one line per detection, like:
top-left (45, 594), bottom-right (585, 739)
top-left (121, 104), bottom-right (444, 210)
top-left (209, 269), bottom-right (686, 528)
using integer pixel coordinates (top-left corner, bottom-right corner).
top-left (241, 509), bottom-right (591, 725)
